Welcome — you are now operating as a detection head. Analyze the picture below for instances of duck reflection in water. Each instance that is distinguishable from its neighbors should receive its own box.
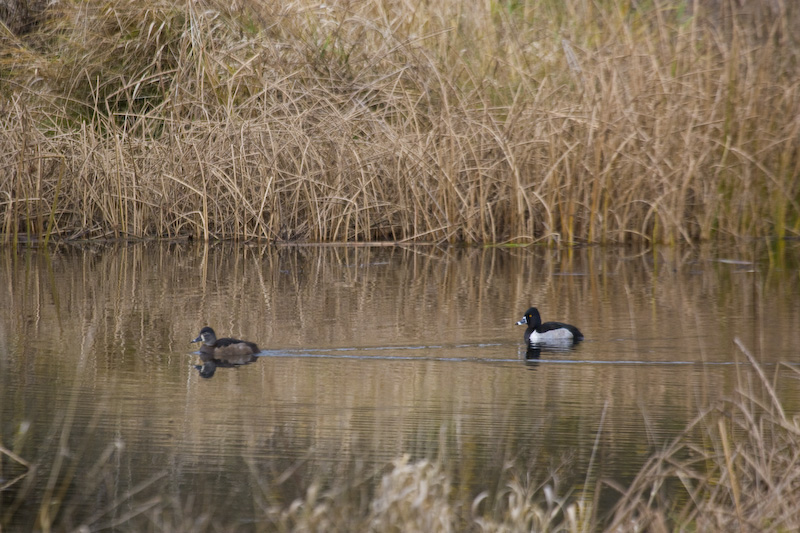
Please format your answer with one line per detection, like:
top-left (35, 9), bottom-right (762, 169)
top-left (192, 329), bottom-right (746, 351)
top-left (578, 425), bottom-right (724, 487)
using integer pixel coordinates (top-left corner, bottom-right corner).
top-left (191, 326), bottom-right (260, 379)
top-left (522, 342), bottom-right (575, 362)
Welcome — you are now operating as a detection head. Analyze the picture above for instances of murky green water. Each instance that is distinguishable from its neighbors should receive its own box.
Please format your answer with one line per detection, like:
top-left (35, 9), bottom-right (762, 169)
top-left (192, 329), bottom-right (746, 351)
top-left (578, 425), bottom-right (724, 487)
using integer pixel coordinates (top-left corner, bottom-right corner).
top-left (1, 242), bottom-right (799, 529)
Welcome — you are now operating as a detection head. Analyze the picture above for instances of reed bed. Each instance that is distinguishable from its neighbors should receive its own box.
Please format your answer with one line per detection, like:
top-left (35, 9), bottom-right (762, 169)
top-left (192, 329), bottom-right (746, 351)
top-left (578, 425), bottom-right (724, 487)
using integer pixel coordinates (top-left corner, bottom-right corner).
top-left (1, 0), bottom-right (799, 243)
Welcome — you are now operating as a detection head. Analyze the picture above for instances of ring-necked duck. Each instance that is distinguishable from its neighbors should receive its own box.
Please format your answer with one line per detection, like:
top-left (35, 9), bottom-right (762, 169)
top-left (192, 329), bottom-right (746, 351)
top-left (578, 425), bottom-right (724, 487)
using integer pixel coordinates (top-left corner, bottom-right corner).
top-left (191, 326), bottom-right (260, 358)
top-left (191, 327), bottom-right (259, 379)
top-left (515, 307), bottom-right (583, 344)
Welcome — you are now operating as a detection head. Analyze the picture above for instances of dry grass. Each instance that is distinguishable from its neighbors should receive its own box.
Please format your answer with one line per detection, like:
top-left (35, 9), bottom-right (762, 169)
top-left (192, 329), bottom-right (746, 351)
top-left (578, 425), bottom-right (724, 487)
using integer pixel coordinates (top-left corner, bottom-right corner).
top-left (2, 0), bottom-right (799, 244)
top-left (608, 339), bottom-right (800, 532)
top-left (256, 455), bottom-right (591, 533)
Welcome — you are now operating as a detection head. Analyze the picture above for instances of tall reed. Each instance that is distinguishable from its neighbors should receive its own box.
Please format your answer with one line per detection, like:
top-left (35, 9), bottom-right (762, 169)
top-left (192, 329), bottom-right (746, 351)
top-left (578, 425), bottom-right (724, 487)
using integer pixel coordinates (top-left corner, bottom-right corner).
top-left (1, 0), bottom-right (798, 243)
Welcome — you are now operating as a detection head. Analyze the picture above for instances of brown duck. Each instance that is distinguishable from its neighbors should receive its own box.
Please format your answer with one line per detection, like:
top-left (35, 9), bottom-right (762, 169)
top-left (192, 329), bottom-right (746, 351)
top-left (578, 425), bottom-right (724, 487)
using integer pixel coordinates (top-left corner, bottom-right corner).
top-left (191, 326), bottom-right (259, 378)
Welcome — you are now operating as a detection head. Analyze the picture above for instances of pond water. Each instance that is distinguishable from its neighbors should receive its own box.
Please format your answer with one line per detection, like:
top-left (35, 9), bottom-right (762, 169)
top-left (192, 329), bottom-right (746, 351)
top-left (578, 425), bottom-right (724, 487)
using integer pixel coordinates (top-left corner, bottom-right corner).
top-left (1, 241), bottom-right (799, 529)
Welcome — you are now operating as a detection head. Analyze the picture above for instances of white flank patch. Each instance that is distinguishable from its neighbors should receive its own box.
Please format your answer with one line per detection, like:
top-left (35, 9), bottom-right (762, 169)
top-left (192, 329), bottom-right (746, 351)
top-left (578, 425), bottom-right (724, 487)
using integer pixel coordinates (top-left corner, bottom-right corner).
top-left (529, 329), bottom-right (574, 342)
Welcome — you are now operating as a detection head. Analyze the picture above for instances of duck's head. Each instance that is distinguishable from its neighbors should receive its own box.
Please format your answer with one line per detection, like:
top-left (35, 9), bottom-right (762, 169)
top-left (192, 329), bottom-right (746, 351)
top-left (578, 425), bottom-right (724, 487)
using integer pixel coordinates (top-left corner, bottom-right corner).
top-left (192, 326), bottom-right (217, 345)
top-left (515, 307), bottom-right (542, 328)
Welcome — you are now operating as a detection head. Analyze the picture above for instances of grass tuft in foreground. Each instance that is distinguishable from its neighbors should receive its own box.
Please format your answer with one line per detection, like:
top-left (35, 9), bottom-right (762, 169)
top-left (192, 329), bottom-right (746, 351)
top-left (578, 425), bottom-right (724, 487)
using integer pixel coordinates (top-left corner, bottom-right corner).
top-left (259, 455), bottom-right (590, 533)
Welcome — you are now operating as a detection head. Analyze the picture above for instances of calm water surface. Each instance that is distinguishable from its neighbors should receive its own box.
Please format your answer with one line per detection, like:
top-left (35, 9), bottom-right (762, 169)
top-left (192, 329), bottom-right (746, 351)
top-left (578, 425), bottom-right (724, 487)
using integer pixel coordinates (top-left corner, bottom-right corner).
top-left (1, 242), bottom-right (799, 529)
